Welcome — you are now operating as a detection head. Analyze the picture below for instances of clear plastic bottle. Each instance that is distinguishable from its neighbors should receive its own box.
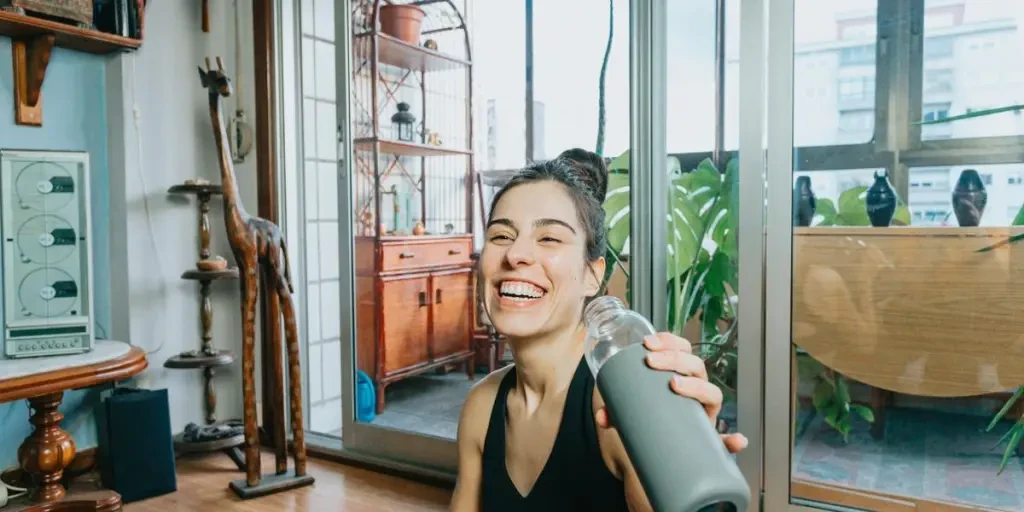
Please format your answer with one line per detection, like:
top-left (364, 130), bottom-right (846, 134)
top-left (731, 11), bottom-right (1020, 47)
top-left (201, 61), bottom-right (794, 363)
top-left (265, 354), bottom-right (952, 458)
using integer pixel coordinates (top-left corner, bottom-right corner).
top-left (584, 296), bottom-right (750, 512)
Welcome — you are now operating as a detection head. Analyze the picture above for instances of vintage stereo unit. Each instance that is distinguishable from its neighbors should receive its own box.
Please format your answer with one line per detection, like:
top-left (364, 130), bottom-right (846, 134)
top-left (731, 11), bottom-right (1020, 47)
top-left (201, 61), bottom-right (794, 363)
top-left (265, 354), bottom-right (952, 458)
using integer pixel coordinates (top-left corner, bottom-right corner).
top-left (0, 150), bottom-right (94, 359)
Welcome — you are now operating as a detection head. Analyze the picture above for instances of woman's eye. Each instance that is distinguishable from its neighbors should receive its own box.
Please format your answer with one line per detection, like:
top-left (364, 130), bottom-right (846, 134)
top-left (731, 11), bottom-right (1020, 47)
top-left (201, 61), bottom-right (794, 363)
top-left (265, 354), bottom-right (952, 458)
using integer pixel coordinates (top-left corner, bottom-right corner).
top-left (539, 236), bottom-right (561, 243)
top-left (489, 234), bottom-right (512, 242)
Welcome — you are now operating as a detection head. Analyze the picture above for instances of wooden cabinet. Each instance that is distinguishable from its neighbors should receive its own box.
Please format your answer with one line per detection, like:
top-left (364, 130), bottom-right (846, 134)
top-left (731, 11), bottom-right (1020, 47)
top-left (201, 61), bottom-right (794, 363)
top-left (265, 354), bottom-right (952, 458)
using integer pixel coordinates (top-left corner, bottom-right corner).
top-left (349, 1), bottom-right (476, 414)
top-left (356, 236), bottom-right (475, 414)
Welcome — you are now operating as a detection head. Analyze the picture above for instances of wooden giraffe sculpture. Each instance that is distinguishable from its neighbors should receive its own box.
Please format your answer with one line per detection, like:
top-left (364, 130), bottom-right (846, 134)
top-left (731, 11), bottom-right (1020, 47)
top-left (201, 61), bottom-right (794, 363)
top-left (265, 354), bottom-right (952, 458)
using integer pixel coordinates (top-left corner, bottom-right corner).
top-left (198, 57), bottom-right (313, 497)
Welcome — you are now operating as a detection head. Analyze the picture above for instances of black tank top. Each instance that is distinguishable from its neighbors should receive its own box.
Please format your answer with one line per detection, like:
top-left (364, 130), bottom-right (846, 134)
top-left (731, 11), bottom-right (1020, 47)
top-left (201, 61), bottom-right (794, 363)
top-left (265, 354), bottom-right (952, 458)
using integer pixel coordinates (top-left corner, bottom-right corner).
top-left (481, 357), bottom-right (630, 511)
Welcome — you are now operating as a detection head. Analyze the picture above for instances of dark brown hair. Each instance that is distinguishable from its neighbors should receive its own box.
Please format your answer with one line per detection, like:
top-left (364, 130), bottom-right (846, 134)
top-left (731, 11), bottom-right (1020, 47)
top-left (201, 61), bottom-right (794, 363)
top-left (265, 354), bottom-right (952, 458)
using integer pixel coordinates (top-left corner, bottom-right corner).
top-left (488, 147), bottom-right (608, 264)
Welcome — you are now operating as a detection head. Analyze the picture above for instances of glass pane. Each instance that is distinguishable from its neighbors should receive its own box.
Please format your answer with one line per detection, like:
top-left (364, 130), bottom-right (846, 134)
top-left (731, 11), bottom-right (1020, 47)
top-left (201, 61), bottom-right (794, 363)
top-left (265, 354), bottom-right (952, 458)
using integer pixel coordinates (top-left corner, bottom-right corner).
top-left (920, 0), bottom-right (1024, 142)
top-left (788, 2), bottom-right (1024, 510)
top-left (665, 0), bottom-right (743, 432)
top-left (298, 0), bottom-right (343, 438)
top-left (348, 0), bottom-right (475, 440)
top-left (792, 1), bottom-right (878, 147)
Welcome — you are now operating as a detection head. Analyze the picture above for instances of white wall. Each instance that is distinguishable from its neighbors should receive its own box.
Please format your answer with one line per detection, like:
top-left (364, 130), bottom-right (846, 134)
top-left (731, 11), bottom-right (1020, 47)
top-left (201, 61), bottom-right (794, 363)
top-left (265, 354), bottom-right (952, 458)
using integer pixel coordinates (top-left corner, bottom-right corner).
top-left (106, 0), bottom-right (259, 431)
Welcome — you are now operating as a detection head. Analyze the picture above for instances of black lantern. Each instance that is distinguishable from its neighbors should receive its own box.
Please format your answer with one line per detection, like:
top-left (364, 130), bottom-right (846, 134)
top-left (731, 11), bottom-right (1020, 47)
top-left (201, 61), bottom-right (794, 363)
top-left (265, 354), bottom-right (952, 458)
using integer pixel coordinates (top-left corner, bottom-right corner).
top-left (391, 102), bottom-right (416, 142)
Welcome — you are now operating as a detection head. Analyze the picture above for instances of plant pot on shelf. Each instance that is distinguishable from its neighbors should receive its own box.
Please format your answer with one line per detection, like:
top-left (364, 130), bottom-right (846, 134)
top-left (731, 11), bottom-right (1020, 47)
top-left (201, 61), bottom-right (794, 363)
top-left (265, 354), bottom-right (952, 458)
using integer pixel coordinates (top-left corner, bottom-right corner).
top-left (379, 4), bottom-right (425, 45)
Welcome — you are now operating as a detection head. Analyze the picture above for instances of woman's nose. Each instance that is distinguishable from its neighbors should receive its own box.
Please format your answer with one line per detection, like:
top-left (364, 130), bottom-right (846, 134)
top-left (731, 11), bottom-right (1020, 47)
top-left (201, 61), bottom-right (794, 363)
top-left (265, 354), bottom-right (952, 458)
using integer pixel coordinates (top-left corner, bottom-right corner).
top-left (504, 238), bottom-right (536, 266)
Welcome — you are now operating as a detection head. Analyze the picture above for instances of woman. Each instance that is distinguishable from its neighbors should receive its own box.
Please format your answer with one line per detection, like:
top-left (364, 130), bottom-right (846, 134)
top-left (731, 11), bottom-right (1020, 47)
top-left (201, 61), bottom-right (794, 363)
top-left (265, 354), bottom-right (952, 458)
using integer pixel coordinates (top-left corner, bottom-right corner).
top-left (451, 148), bottom-right (747, 511)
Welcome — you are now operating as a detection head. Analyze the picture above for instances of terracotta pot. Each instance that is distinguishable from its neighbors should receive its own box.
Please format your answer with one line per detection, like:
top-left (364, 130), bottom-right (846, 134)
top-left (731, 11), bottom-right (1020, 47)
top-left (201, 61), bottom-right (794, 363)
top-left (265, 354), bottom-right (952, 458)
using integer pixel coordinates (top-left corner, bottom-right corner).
top-left (379, 4), bottom-right (425, 45)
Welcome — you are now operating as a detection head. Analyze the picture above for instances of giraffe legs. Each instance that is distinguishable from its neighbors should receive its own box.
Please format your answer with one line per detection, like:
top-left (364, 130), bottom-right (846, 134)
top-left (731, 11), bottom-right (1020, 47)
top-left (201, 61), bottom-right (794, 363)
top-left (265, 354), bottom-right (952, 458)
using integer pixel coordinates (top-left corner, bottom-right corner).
top-left (240, 265), bottom-right (261, 487)
top-left (229, 232), bottom-right (314, 499)
top-left (278, 284), bottom-right (307, 477)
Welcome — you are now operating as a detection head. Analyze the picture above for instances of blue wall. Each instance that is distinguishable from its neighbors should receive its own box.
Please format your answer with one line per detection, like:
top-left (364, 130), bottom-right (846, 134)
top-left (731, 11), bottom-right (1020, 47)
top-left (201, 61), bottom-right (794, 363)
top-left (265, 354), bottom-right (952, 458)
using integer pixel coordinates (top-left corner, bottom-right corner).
top-left (0, 38), bottom-right (113, 470)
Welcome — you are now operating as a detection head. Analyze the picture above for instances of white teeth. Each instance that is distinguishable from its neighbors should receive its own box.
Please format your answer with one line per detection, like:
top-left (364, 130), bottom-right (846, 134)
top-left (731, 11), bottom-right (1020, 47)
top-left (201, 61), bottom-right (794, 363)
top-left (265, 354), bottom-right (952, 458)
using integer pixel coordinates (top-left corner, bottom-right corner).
top-left (499, 280), bottom-right (544, 300)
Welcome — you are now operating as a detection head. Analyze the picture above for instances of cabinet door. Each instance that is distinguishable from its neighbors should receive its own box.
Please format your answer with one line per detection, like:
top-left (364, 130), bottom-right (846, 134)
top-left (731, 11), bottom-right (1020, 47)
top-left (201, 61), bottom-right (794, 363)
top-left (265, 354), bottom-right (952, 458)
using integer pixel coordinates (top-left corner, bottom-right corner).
top-left (430, 269), bottom-right (473, 360)
top-left (381, 275), bottom-right (431, 374)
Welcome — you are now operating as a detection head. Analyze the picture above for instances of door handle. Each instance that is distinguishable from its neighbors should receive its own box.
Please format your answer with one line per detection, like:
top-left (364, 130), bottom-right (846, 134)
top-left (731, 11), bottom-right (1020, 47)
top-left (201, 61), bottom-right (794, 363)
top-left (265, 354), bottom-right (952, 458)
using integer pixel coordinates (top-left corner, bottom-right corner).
top-left (435, 289), bottom-right (443, 304)
top-left (418, 291), bottom-right (428, 307)
top-left (400, 252), bottom-right (416, 259)
top-left (448, 249), bottom-right (462, 255)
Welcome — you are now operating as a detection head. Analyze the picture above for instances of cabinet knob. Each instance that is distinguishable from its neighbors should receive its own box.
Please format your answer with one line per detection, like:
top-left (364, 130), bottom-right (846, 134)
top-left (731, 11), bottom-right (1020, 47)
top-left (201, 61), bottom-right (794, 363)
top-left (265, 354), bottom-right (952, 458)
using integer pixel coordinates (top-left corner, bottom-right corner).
top-left (399, 252), bottom-right (415, 259)
top-left (418, 291), bottom-right (428, 307)
top-left (436, 289), bottom-right (443, 304)
top-left (448, 249), bottom-right (462, 255)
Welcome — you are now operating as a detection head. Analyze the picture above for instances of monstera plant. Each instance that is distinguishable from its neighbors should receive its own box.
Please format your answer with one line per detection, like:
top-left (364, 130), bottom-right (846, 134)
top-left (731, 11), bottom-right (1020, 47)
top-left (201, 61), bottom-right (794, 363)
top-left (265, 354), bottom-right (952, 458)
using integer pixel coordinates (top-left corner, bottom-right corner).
top-left (602, 150), bottom-right (740, 400)
top-left (602, 153), bottom-right (881, 439)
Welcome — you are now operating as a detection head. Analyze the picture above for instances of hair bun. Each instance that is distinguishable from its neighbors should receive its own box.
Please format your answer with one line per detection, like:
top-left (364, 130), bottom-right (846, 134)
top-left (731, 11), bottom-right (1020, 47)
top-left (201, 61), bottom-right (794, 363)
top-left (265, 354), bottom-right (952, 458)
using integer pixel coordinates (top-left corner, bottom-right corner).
top-left (557, 148), bottom-right (608, 201)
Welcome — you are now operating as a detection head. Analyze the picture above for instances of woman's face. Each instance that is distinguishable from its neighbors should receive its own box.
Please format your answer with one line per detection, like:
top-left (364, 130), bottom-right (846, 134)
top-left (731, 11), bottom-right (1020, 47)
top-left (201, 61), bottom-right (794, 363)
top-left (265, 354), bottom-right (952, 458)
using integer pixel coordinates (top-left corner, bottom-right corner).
top-left (480, 181), bottom-right (605, 340)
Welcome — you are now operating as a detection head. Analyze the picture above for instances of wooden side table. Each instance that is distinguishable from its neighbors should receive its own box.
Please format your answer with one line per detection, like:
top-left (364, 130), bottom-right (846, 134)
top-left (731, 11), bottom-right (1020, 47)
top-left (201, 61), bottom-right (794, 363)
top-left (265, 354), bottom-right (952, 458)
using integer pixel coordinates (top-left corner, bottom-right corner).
top-left (0, 340), bottom-right (147, 511)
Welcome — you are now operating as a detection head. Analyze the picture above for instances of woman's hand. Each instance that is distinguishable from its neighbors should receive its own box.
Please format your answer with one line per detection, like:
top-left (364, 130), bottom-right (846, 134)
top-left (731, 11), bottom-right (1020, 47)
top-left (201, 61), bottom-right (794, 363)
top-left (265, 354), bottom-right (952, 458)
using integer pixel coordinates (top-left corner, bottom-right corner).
top-left (595, 332), bottom-right (748, 454)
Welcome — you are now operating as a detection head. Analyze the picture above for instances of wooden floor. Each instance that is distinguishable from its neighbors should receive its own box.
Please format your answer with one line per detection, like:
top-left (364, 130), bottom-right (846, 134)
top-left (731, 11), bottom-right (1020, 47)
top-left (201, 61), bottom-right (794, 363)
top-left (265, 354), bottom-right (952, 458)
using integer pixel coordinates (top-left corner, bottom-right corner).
top-left (124, 452), bottom-right (452, 511)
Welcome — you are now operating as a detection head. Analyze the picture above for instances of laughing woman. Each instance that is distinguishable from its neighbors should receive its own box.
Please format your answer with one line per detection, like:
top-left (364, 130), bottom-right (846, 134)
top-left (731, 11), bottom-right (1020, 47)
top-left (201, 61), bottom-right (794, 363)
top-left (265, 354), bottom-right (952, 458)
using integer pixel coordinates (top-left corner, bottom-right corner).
top-left (451, 148), bottom-right (747, 512)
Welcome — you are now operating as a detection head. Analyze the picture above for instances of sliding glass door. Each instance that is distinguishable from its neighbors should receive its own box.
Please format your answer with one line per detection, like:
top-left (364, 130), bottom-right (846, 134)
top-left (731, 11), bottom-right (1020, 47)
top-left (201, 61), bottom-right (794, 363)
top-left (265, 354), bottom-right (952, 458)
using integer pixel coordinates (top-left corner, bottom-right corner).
top-left (762, 0), bottom-right (1024, 510)
top-left (331, 0), bottom-right (643, 471)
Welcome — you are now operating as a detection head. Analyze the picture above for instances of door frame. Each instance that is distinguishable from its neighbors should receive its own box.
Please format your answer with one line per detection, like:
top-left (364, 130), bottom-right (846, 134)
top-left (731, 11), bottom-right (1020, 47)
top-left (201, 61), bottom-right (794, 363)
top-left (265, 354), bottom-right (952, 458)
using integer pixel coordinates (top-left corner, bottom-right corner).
top-left (758, 0), bottom-right (826, 509)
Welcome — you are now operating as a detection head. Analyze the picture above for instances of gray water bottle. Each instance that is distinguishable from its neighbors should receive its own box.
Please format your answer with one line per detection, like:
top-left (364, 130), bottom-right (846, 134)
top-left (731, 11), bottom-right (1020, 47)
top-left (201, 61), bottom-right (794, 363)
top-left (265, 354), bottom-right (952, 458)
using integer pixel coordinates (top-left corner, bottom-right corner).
top-left (584, 296), bottom-right (750, 512)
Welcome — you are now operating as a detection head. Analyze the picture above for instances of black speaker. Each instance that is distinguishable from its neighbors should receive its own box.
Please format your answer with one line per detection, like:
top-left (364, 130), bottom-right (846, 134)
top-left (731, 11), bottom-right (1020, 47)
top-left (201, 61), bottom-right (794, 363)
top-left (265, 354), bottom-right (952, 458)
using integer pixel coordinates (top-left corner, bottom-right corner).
top-left (96, 387), bottom-right (177, 503)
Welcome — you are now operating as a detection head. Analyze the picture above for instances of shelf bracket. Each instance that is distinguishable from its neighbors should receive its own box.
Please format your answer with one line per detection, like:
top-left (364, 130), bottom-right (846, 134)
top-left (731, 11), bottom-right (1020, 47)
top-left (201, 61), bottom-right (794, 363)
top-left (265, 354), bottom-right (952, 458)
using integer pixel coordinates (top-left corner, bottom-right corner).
top-left (12, 34), bottom-right (55, 127)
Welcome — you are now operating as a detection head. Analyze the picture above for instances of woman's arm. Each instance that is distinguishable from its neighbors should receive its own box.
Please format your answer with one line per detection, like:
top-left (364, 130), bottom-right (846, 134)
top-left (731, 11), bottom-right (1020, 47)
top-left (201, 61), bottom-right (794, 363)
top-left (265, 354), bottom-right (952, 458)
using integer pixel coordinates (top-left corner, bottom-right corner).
top-left (451, 368), bottom-right (509, 511)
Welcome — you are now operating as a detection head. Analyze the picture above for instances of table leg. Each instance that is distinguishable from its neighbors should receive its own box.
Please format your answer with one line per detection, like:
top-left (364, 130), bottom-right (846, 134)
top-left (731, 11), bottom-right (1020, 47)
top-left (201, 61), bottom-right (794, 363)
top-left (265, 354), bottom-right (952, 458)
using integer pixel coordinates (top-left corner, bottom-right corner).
top-left (7, 392), bottom-right (122, 512)
top-left (19, 392), bottom-right (75, 502)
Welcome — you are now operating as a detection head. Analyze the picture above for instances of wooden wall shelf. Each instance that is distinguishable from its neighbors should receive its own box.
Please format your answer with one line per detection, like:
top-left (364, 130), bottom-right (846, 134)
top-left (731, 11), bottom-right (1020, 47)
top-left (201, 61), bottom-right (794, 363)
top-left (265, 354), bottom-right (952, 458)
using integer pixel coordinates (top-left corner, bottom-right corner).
top-left (0, 11), bottom-right (140, 53)
top-left (0, 10), bottom-right (141, 126)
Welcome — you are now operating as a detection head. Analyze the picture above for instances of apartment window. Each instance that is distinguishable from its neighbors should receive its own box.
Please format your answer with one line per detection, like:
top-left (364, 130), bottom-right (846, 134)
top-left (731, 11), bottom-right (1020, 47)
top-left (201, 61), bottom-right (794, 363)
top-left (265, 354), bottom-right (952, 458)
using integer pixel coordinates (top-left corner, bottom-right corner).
top-left (923, 69), bottom-right (953, 95)
top-left (839, 45), bottom-right (875, 66)
top-left (923, 36), bottom-right (954, 59)
top-left (838, 110), bottom-right (873, 132)
top-left (838, 76), bottom-right (874, 100)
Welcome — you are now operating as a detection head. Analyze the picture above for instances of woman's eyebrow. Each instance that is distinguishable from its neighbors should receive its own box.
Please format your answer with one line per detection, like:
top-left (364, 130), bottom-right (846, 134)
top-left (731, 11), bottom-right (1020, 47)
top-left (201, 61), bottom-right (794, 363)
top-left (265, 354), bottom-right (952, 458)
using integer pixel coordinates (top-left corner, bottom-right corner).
top-left (486, 217), bottom-right (576, 235)
top-left (535, 218), bottom-right (576, 234)
top-left (486, 218), bottom-right (516, 230)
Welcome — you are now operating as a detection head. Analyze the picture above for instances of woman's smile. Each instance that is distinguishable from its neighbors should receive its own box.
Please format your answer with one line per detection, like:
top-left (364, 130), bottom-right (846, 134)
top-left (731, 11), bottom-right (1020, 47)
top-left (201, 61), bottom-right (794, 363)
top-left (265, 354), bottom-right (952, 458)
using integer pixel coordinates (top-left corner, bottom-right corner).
top-left (495, 279), bottom-right (549, 308)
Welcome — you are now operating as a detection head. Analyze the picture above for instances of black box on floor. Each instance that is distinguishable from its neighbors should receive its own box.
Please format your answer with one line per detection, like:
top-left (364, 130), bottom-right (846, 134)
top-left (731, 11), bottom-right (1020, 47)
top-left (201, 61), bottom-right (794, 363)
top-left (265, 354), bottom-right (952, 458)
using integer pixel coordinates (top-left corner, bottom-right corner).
top-left (97, 387), bottom-right (177, 502)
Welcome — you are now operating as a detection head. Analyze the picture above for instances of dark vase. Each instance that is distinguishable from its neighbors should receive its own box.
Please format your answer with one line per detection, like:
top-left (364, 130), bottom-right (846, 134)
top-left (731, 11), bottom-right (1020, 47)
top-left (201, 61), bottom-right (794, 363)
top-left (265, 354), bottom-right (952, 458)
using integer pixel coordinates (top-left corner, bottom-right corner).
top-left (793, 176), bottom-right (816, 227)
top-left (865, 171), bottom-right (897, 227)
top-left (951, 169), bottom-right (988, 227)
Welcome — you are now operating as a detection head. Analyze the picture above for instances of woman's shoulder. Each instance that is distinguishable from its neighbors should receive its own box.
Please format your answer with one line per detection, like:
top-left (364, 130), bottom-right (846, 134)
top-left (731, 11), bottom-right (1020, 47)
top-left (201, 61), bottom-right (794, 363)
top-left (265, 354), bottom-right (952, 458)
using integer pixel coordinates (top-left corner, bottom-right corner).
top-left (457, 365), bottom-right (515, 451)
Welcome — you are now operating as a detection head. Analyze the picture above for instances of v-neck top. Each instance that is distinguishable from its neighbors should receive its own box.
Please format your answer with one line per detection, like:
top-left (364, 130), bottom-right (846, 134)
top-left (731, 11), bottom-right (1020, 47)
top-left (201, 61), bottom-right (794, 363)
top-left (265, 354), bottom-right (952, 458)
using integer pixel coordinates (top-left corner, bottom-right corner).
top-left (480, 357), bottom-right (630, 511)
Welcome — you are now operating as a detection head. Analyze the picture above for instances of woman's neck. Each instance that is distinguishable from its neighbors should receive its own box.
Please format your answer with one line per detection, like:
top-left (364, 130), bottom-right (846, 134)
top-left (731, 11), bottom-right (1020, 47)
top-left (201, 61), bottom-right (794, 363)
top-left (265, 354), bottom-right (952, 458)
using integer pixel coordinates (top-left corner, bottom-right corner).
top-left (507, 324), bottom-right (585, 413)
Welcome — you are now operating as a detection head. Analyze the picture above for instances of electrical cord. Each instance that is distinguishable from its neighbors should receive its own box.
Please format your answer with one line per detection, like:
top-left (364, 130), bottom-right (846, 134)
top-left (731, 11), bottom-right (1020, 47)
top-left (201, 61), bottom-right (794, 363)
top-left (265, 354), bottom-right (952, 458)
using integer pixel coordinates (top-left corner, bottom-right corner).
top-left (0, 468), bottom-right (27, 506)
top-left (128, 53), bottom-right (169, 356)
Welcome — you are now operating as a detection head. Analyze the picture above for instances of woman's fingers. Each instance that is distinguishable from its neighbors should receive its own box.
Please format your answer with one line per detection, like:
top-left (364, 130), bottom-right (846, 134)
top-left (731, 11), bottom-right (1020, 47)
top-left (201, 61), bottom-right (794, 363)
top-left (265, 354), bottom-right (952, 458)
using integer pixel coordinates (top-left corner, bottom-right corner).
top-left (721, 433), bottom-right (749, 453)
top-left (670, 375), bottom-right (724, 422)
top-left (645, 351), bottom-right (708, 380)
top-left (643, 332), bottom-right (692, 353)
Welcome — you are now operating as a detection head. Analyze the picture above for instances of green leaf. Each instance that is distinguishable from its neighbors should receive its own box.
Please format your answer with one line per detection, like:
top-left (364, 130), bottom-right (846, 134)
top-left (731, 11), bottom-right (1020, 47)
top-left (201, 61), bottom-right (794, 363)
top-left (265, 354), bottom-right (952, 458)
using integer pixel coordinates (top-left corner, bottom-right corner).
top-left (998, 424), bottom-right (1023, 474)
top-left (835, 186), bottom-right (871, 226)
top-left (915, 104), bottom-right (1024, 125)
top-left (813, 198), bottom-right (837, 226)
top-left (824, 406), bottom-right (840, 429)
top-left (987, 386), bottom-right (1024, 431)
top-left (835, 375), bottom-right (851, 404)
top-left (812, 380), bottom-right (833, 409)
top-left (851, 404), bottom-right (875, 423)
top-left (603, 172), bottom-right (631, 254)
top-left (608, 149), bottom-right (630, 172)
top-left (1013, 206), bottom-right (1024, 226)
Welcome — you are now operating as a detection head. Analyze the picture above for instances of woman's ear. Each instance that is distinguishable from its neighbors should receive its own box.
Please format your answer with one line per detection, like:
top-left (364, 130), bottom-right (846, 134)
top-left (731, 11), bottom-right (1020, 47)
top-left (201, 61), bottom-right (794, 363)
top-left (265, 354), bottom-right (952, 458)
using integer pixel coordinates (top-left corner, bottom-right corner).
top-left (585, 257), bottom-right (607, 296)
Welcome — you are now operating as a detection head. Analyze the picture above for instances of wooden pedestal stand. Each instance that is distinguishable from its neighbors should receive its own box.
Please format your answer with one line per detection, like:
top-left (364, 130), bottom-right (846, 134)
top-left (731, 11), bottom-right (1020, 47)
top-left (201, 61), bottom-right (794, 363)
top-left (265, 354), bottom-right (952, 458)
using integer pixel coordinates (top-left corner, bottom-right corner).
top-left (165, 182), bottom-right (245, 470)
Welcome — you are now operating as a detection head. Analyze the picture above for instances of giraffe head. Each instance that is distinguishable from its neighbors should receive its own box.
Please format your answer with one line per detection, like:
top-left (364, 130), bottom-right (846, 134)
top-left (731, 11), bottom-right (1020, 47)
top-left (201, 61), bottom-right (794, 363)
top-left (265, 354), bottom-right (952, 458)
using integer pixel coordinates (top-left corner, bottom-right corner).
top-left (197, 57), bottom-right (233, 98)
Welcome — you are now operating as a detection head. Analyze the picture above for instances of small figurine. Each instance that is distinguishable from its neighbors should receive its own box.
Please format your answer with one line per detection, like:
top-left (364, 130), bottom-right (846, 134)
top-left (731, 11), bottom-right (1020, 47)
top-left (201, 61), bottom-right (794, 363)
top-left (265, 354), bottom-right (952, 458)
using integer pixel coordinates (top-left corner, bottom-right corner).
top-left (424, 39), bottom-right (438, 51)
top-left (412, 221), bottom-right (426, 235)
